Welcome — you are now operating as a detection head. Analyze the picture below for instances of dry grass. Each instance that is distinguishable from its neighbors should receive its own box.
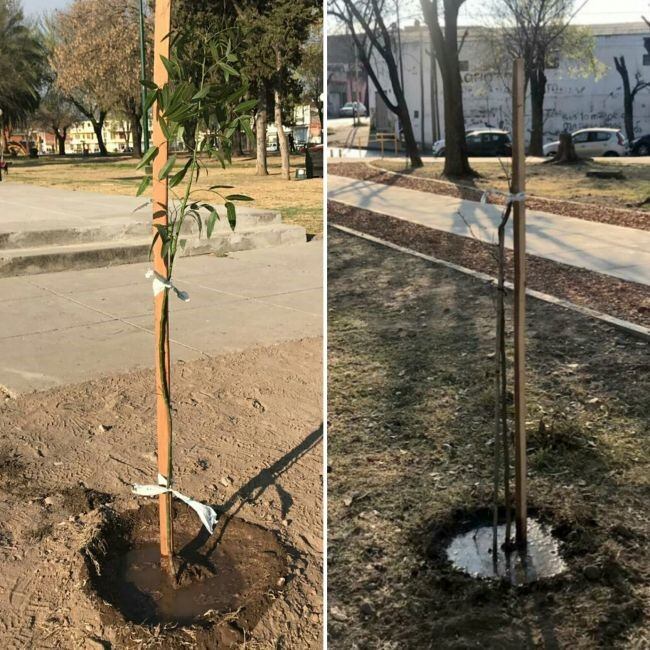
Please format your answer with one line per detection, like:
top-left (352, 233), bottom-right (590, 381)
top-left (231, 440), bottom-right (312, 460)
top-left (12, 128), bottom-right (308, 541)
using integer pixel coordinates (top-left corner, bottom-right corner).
top-left (374, 158), bottom-right (650, 211)
top-left (6, 153), bottom-right (323, 235)
top-left (328, 227), bottom-right (649, 649)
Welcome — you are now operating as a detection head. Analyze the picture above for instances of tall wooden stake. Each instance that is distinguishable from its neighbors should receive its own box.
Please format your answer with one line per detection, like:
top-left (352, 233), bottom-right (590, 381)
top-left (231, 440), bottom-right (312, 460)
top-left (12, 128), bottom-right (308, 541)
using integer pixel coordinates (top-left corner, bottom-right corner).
top-left (152, 0), bottom-right (173, 564)
top-left (512, 58), bottom-right (527, 546)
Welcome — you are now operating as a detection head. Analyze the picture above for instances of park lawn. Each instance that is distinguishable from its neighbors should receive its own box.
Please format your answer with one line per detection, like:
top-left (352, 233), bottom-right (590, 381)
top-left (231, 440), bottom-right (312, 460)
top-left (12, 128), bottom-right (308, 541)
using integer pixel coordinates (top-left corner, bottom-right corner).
top-left (373, 158), bottom-right (650, 211)
top-left (6, 152), bottom-right (323, 234)
top-left (328, 227), bottom-right (649, 648)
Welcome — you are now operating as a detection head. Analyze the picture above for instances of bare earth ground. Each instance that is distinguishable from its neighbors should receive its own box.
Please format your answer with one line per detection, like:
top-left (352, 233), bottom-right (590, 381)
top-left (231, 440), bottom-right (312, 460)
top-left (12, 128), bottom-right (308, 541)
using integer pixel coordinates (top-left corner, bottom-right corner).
top-left (0, 338), bottom-right (323, 649)
top-left (329, 202), bottom-right (650, 328)
top-left (5, 153), bottom-right (323, 236)
top-left (327, 228), bottom-right (649, 649)
top-left (329, 161), bottom-right (650, 230)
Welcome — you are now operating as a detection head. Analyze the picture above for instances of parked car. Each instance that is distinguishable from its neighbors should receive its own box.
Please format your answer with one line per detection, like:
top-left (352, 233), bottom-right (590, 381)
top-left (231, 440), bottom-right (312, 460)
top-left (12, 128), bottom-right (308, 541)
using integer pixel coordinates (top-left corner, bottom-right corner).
top-left (630, 134), bottom-right (650, 156)
top-left (339, 102), bottom-right (367, 118)
top-left (432, 129), bottom-right (512, 158)
top-left (543, 128), bottom-right (628, 157)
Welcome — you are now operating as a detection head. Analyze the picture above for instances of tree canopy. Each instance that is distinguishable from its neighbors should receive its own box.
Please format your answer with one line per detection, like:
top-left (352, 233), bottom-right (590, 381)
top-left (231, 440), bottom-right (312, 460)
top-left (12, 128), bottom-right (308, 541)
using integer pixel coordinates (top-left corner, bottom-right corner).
top-left (0, 0), bottom-right (46, 127)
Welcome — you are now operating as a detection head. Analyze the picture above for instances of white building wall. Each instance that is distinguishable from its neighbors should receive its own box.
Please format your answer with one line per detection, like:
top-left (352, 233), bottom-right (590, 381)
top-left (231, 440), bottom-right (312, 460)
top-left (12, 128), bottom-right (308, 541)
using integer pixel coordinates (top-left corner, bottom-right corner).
top-left (368, 23), bottom-right (650, 148)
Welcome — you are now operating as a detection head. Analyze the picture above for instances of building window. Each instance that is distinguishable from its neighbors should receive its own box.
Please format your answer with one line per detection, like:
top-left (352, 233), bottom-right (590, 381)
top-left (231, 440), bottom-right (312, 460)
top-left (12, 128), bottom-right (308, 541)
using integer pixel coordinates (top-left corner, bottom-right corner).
top-left (459, 60), bottom-right (469, 71)
top-left (644, 54), bottom-right (650, 66)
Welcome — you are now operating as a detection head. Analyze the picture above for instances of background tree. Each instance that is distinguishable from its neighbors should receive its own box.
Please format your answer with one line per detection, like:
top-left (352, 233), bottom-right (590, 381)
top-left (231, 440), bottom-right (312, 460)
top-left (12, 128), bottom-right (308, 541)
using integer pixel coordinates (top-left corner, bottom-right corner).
top-left (34, 86), bottom-right (80, 155)
top-left (298, 21), bottom-right (324, 143)
top-left (420, 0), bottom-right (473, 176)
top-left (53, 0), bottom-right (144, 156)
top-left (486, 0), bottom-right (600, 156)
top-left (613, 18), bottom-right (650, 144)
top-left (0, 0), bottom-right (46, 150)
top-left (329, 0), bottom-right (423, 168)
top-left (265, 0), bottom-right (320, 179)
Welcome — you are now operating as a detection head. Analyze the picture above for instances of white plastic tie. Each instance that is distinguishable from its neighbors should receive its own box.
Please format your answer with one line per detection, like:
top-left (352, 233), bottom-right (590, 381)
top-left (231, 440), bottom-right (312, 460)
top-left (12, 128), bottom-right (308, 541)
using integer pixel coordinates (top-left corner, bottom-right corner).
top-left (480, 190), bottom-right (526, 205)
top-left (145, 270), bottom-right (190, 302)
top-left (133, 473), bottom-right (218, 534)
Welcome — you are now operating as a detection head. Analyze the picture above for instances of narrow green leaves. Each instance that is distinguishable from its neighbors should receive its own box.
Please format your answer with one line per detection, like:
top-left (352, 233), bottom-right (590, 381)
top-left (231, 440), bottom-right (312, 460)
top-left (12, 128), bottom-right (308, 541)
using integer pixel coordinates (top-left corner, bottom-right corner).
top-left (225, 201), bottom-right (236, 231)
top-left (136, 175), bottom-right (151, 196)
top-left (136, 146), bottom-right (159, 170)
top-left (158, 155), bottom-right (177, 181)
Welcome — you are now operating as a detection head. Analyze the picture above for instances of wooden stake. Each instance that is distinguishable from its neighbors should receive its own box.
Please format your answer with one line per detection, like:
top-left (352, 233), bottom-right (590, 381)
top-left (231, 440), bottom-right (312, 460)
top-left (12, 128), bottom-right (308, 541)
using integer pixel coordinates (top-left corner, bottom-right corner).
top-left (152, 0), bottom-right (173, 563)
top-left (511, 58), bottom-right (527, 546)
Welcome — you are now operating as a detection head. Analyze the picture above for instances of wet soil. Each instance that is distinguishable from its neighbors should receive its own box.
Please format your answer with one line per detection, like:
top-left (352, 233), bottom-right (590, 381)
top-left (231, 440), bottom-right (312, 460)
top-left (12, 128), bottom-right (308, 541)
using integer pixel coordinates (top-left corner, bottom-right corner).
top-left (0, 338), bottom-right (323, 649)
top-left (327, 228), bottom-right (649, 648)
top-left (85, 503), bottom-right (289, 646)
top-left (444, 517), bottom-right (566, 586)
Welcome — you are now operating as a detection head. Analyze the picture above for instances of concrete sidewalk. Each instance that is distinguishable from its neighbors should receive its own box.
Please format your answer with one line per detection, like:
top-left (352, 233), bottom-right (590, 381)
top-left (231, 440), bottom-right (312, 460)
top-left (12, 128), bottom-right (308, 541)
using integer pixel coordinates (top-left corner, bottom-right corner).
top-left (0, 241), bottom-right (322, 394)
top-left (329, 175), bottom-right (650, 286)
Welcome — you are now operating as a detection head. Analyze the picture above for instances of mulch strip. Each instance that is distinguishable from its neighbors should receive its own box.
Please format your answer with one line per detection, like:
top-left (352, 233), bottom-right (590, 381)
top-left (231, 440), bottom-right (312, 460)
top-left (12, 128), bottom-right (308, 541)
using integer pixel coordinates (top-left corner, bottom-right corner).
top-left (329, 201), bottom-right (650, 328)
top-left (329, 162), bottom-right (650, 231)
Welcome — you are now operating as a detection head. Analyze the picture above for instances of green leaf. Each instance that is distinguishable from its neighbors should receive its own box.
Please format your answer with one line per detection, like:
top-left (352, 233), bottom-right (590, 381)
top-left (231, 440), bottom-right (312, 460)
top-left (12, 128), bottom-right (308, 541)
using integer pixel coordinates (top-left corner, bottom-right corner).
top-left (209, 184), bottom-right (234, 190)
top-left (234, 99), bottom-right (258, 114)
top-left (158, 155), bottom-right (177, 181)
top-left (225, 194), bottom-right (253, 201)
top-left (192, 85), bottom-right (212, 100)
top-left (160, 55), bottom-right (178, 78)
top-left (225, 201), bottom-right (236, 231)
top-left (169, 159), bottom-right (191, 188)
top-left (136, 146), bottom-right (158, 170)
top-left (136, 175), bottom-right (151, 196)
top-left (206, 209), bottom-right (219, 238)
top-left (140, 79), bottom-right (158, 90)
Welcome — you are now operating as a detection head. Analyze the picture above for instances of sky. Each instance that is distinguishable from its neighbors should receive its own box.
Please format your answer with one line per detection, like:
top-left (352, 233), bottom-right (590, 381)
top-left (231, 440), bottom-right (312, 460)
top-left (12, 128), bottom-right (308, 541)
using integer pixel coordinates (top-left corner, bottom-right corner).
top-left (23, 0), bottom-right (648, 24)
top-left (23, 0), bottom-right (70, 17)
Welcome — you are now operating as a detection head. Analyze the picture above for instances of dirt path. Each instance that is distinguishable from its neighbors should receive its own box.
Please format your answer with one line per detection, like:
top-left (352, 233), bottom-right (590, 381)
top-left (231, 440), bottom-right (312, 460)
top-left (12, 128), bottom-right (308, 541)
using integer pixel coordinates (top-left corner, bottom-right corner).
top-left (327, 228), bottom-right (649, 648)
top-left (329, 201), bottom-right (650, 328)
top-left (329, 161), bottom-right (650, 231)
top-left (0, 338), bottom-right (322, 649)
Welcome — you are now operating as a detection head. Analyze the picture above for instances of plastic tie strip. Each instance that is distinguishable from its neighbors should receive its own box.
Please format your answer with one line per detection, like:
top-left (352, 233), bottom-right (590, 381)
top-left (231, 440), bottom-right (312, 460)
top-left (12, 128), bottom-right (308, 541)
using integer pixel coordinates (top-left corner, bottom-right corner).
top-left (145, 269), bottom-right (190, 302)
top-left (480, 190), bottom-right (527, 205)
top-left (133, 473), bottom-right (218, 534)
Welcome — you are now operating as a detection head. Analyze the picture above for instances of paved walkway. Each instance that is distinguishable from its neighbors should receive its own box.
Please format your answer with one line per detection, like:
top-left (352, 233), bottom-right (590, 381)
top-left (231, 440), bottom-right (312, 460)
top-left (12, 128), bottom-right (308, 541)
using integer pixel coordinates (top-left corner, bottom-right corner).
top-left (329, 175), bottom-right (650, 286)
top-left (0, 241), bottom-right (322, 394)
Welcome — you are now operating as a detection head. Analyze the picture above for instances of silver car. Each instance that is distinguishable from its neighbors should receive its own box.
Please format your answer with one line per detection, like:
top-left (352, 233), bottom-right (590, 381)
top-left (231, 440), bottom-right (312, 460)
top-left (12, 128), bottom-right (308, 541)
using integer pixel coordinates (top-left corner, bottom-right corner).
top-left (543, 128), bottom-right (628, 157)
top-left (339, 102), bottom-right (367, 118)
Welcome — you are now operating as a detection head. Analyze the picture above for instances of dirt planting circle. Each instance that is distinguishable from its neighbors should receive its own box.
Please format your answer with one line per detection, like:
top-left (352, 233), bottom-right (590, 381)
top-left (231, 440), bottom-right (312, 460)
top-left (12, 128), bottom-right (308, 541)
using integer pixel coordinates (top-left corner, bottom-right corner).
top-left (83, 502), bottom-right (291, 647)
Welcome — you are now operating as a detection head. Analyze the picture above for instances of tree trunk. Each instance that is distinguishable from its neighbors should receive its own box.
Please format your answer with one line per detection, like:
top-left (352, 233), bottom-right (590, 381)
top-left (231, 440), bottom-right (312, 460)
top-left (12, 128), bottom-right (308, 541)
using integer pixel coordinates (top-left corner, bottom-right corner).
top-left (274, 51), bottom-right (291, 180)
top-left (614, 57), bottom-right (635, 143)
top-left (552, 132), bottom-right (579, 164)
top-left (275, 89), bottom-right (290, 180)
top-left (421, 0), bottom-right (474, 178)
top-left (255, 85), bottom-right (268, 176)
top-left (529, 66), bottom-right (547, 156)
top-left (90, 112), bottom-right (108, 156)
top-left (398, 99), bottom-right (422, 167)
top-left (130, 113), bottom-right (143, 158)
top-left (441, 61), bottom-right (473, 177)
top-left (53, 126), bottom-right (66, 155)
top-left (317, 102), bottom-right (324, 143)
top-left (234, 125), bottom-right (245, 156)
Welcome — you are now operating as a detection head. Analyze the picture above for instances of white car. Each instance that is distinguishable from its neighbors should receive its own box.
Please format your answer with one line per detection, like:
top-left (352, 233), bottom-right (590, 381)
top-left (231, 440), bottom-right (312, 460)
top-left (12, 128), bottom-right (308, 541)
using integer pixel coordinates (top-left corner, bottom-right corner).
top-left (543, 128), bottom-right (628, 157)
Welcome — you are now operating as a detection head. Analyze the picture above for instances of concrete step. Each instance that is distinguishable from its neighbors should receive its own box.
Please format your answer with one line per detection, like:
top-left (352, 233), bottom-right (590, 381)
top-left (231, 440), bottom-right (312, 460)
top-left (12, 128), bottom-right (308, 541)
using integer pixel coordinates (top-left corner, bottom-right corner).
top-left (0, 206), bottom-right (282, 250)
top-left (0, 223), bottom-right (306, 278)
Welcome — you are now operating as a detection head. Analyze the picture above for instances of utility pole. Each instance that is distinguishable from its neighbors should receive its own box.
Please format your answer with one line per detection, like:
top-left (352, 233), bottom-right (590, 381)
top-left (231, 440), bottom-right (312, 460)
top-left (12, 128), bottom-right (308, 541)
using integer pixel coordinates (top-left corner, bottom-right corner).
top-left (139, 0), bottom-right (150, 153)
top-left (419, 28), bottom-right (425, 151)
